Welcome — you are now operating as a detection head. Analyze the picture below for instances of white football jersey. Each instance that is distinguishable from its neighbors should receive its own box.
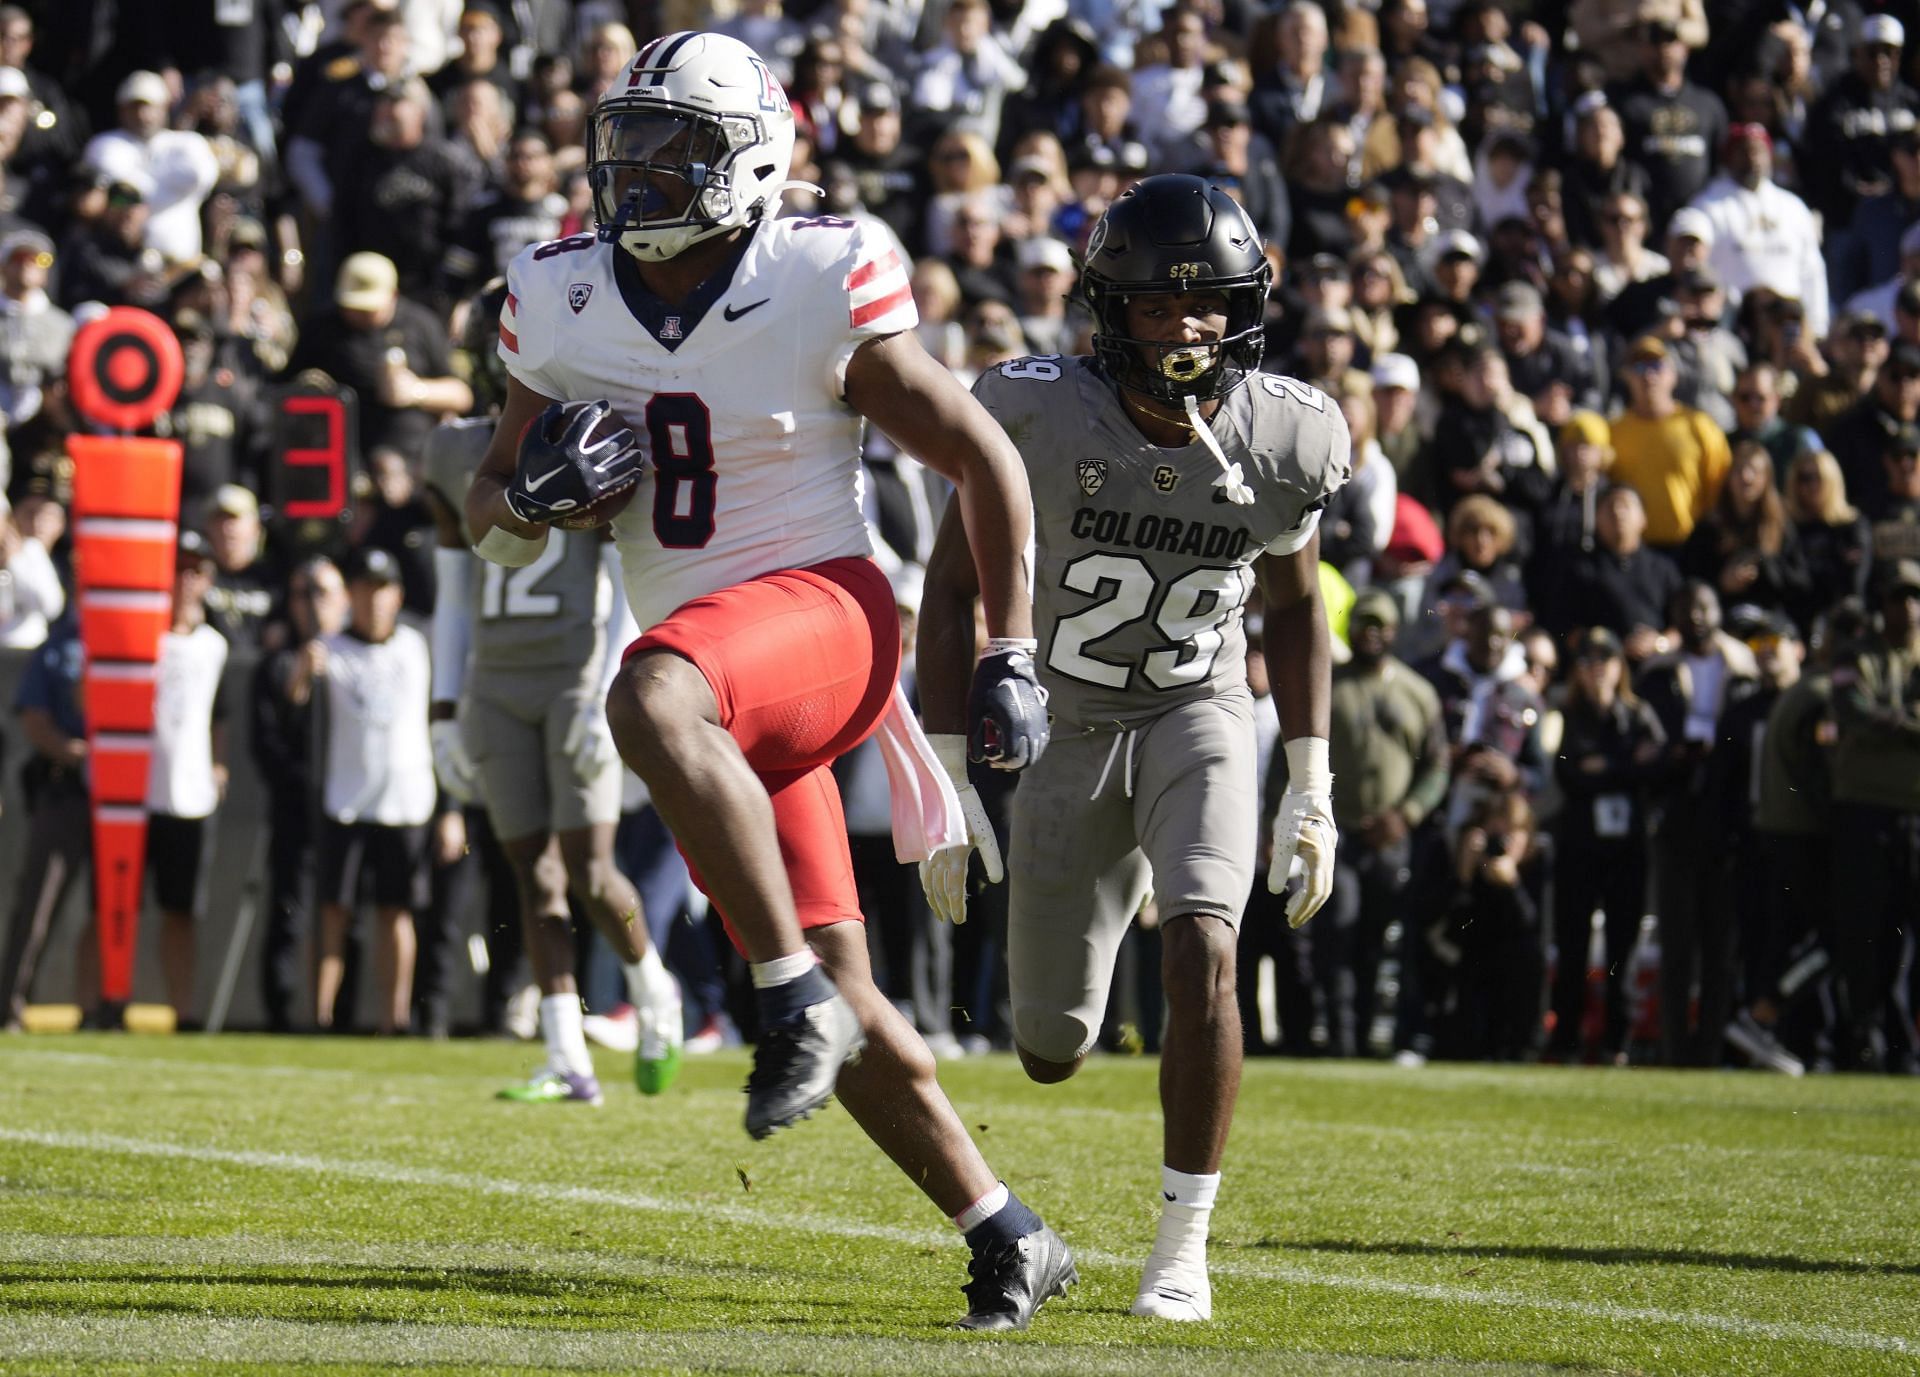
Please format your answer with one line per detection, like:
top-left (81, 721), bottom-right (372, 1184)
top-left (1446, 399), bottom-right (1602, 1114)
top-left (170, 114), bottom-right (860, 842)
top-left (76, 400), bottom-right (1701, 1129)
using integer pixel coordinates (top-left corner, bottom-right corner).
top-left (499, 216), bottom-right (917, 633)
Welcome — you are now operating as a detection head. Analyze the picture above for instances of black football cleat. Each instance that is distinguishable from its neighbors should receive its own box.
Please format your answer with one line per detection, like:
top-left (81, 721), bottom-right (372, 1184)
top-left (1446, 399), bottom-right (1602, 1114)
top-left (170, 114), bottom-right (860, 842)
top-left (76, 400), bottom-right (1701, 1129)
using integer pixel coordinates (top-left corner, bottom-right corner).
top-left (743, 993), bottom-right (864, 1139)
top-left (956, 1226), bottom-right (1078, 1332)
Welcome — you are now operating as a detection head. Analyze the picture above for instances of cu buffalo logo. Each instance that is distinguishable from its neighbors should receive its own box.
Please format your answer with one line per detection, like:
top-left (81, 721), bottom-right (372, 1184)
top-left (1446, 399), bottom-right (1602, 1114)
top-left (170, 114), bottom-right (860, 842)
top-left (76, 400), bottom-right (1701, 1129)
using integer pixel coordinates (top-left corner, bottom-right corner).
top-left (1077, 459), bottom-right (1106, 495)
top-left (1153, 465), bottom-right (1180, 493)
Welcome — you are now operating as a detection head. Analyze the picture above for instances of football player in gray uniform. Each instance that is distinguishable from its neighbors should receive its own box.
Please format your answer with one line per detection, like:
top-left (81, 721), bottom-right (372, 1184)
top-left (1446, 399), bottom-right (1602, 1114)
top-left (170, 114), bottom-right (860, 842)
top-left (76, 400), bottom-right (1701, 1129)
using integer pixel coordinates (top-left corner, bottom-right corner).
top-left (920, 176), bottom-right (1349, 1321)
top-left (425, 280), bottom-right (682, 1105)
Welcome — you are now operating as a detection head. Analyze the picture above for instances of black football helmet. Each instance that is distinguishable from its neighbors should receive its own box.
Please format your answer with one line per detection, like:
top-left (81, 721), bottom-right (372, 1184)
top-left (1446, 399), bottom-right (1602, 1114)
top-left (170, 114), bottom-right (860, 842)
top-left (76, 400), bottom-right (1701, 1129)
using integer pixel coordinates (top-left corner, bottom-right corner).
top-left (1081, 174), bottom-right (1271, 403)
top-left (457, 276), bottom-right (510, 416)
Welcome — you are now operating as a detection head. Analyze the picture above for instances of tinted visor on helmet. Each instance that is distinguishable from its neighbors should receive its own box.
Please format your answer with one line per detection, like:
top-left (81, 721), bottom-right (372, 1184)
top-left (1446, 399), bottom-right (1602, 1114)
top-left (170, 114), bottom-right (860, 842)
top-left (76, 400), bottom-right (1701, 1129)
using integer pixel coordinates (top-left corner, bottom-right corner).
top-left (588, 108), bottom-right (752, 235)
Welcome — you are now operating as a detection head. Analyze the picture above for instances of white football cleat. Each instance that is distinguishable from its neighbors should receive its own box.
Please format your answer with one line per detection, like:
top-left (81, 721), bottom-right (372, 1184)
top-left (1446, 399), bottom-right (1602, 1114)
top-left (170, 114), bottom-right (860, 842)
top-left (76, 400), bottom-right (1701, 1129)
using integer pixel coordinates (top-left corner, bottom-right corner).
top-left (1132, 1253), bottom-right (1212, 1321)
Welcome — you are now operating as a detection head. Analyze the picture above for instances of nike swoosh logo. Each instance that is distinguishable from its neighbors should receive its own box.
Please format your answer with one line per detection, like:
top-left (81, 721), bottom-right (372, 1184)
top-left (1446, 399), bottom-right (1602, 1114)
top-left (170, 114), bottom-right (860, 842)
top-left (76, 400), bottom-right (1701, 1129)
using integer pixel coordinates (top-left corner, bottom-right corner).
top-left (1163, 1192), bottom-right (1177, 1202)
top-left (523, 467), bottom-right (563, 492)
top-left (724, 299), bottom-right (770, 322)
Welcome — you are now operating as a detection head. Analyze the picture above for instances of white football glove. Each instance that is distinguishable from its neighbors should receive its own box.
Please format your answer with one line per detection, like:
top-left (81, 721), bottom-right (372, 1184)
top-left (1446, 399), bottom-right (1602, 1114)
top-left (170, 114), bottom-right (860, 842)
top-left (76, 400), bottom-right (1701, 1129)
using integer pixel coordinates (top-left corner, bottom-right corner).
top-left (430, 718), bottom-right (478, 805)
top-left (563, 697), bottom-right (620, 777)
top-left (918, 734), bottom-right (1004, 925)
top-left (1268, 736), bottom-right (1337, 928)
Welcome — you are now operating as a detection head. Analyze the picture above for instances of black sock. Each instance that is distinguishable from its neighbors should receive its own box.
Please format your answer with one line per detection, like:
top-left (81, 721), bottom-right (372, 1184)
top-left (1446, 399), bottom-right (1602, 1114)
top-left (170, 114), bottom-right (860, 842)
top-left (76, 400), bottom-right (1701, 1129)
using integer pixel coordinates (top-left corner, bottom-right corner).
top-left (754, 964), bottom-right (837, 1027)
top-left (965, 1190), bottom-right (1043, 1252)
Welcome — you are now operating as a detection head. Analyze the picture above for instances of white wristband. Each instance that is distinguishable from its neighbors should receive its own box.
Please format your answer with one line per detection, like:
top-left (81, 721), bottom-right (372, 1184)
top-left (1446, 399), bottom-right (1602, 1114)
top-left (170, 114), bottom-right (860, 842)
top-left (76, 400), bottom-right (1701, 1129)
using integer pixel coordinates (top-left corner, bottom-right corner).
top-left (928, 732), bottom-right (970, 783)
top-left (984, 637), bottom-right (1037, 656)
top-left (1284, 736), bottom-right (1333, 795)
top-left (474, 523), bottom-right (547, 568)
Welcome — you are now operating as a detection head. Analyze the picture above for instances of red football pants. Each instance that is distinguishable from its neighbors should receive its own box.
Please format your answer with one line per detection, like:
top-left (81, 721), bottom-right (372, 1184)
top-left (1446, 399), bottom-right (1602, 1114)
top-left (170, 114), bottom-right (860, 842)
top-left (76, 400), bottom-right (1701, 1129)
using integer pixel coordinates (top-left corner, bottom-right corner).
top-left (625, 556), bottom-right (900, 947)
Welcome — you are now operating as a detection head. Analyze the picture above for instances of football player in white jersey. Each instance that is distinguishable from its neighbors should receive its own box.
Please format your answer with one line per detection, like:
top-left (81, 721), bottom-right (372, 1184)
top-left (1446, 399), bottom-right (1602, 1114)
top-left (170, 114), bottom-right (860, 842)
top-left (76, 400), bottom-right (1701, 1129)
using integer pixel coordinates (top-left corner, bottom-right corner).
top-left (424, 280), bottom-right (682, 1107)
top-left (919, 177), bottom-right (1348, 1322)
top-left (465, 32), bottom-right (1072, 1330)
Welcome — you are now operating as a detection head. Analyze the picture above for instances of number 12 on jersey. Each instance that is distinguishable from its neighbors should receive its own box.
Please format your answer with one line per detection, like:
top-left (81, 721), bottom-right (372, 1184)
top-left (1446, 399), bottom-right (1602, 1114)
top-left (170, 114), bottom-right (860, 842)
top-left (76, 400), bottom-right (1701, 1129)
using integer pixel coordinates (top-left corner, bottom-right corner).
top-left (1049, 554), bottom-right (1252, 690)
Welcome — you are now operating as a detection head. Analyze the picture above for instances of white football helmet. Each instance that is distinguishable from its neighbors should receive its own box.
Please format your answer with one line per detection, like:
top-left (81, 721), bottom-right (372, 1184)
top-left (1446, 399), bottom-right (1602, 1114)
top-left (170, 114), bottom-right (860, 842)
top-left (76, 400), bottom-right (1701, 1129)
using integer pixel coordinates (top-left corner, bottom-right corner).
top-left (588, 31), bottom-right (796, 262)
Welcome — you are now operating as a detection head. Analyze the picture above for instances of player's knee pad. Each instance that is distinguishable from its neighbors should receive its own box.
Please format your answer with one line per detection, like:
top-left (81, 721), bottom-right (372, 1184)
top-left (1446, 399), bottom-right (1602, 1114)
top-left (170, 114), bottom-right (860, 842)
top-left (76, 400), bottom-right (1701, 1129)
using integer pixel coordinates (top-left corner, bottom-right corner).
top-left (1013, 1003), bottom-right (1096, 1073)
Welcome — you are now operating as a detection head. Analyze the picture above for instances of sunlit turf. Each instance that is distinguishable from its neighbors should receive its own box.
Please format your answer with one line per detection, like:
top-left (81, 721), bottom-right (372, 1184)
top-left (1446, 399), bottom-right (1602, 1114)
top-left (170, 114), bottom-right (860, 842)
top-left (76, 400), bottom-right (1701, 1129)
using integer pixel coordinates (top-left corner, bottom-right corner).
top-left (1, 1035), bottom-right (1916, 1374)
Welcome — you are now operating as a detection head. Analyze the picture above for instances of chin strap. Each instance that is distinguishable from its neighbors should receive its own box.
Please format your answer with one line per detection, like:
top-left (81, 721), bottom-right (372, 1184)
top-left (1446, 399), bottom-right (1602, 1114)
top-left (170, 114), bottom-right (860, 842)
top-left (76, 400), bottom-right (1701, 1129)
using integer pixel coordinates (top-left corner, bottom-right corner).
top-left (1186, 392), bottom-right (1256, 505)
top-left (771, 179), bottom-right (825, 206)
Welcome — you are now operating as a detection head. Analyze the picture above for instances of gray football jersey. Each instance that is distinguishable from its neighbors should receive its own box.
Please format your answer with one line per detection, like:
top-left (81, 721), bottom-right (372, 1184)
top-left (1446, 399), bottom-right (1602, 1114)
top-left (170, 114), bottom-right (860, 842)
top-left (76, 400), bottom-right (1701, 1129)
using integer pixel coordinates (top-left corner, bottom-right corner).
top-left (973, 356), bottom-right (1350, 731)
top-left (421, 417), bottom-right (609, 675)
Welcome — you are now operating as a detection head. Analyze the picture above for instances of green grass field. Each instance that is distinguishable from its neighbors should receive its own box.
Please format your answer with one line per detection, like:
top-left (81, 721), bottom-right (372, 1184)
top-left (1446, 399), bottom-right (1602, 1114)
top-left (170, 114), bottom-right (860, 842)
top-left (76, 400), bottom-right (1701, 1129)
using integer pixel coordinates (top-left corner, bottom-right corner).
top-left (1, 1036), bottom-right (1916, 1376)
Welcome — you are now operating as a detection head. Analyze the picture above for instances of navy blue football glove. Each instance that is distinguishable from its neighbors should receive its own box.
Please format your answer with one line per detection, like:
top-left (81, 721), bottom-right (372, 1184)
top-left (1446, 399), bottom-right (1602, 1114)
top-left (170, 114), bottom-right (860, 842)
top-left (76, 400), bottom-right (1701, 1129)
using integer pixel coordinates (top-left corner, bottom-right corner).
top-left (505, 399), bottom-right (646, 525)
top-left (967, 643), bottom-right (1050, 770)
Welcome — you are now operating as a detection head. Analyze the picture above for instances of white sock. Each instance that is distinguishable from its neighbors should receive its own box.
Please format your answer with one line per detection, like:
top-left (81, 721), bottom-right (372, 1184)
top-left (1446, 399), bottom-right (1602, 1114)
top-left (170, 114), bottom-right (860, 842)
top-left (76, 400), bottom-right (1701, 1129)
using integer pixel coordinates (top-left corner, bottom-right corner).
top-left (624, 946), bottom-right (674, 1005)
top-left (749, 948), bottom-right (820, 987)
top-left (1135, 1167), bottom-right (1218, 1321)
top-left (952, 1181), bottom-right (1009, 1233)
top-left (1156, 1166), bottom-right (1219, 1258)
top-left (541, 994), bottom-right (594, 1078)
top-left (1162, 1166), bottom-right (1220, 1212)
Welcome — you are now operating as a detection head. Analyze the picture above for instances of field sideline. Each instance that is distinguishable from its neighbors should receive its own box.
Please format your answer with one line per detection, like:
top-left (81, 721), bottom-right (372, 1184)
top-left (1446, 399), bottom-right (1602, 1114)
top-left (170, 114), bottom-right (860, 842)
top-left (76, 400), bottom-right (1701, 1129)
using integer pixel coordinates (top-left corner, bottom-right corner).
top-left (1, 1036), bottom-right (1916, 1375)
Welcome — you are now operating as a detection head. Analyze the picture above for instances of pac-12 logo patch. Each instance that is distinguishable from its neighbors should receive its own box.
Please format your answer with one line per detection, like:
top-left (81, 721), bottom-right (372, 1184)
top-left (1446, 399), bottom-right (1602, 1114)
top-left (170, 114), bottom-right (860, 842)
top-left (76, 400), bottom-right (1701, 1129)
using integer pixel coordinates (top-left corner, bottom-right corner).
top-left (568, 283), bottom-right (593, 313)
top-left (1077, 459), bottom-right (1107, 495)
top-left (1153, 465), bottom-right (1179, 493)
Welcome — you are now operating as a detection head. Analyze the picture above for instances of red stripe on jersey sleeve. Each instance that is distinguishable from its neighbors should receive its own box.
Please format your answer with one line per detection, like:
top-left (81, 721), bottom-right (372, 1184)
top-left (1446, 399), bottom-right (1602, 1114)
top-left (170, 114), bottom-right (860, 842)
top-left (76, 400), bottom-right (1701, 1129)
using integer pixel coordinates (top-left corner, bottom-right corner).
top-left (506, 291), bottom-right (518, 314)
top-left (846, 251), bottom-right (902, 292)
top-left (499, 321), bottom-right (520, 353)
top-left (851, 284), bottom-right (913, 328)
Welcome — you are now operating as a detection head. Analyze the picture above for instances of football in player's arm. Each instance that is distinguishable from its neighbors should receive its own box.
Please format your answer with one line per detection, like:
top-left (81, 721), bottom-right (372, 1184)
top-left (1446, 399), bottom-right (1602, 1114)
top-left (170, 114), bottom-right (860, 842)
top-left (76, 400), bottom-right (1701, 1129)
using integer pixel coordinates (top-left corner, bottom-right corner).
top-left (462, 29), bottom-right (1071, 1332)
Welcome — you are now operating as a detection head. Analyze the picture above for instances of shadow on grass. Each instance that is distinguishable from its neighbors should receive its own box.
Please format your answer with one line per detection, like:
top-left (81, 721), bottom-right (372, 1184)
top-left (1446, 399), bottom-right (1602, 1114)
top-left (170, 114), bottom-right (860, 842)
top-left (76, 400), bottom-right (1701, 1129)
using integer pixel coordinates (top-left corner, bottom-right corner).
top-left (1251, 1238), bottom-right (1920, 1277)
top-left (0, 1265), bottom-right (677, 1304)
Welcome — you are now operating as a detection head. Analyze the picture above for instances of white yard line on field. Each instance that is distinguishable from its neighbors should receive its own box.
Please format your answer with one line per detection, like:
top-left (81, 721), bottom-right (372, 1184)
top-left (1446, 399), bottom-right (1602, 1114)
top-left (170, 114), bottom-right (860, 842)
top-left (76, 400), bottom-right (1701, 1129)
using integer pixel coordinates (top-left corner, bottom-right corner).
top-left (2, 1126), bottom-right (1914, 1357)
top-left (0, 1311), bottom-right (1564, 1376)
top-left (8, 1047), bottom-right (1917, 1169)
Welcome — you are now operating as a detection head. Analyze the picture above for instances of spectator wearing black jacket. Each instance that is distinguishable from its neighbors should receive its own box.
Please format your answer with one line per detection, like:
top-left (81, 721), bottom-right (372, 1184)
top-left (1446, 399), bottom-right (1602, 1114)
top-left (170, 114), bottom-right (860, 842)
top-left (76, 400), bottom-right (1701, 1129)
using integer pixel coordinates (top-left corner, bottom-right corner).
top-left (1431, 786), bottom-right (1543, 1061)
top-left (1783, 447), bottom-right (1873, 632)
top-left (841, 84), bottom-right (928, 254)
top-left (1428, 343), bottom-right (1553, 525)
top-left (1706, 607), bottom-right (1811, 1072)
top-left (337, 78), bottom-right (479, 315)
top-left (1281, 115), bottom-right (1358, 266)
top-left (1186, 100), bottom-right (1289, 252)
top-left (1608, 20), bottom-right (1727, 231)
top-left (1530, 411), bottom-right (1613, 632)
top-left (1567, 484), bottom-right (1684, 661)
top-left (1636, 580), bottom-right (1763, 1066)
top-left (1802, 16), bottom-right (1919, 227)
top-left (1679, 440), bottom-right (1812, 620)
top-left (1546, 625), bottom-right (1667, 1063)
top-left (1494, 281), bottom-right (1602, 417)
top-left (249, 555), bottom-right (347, 1032)
top-left (1866, 425), bottom-right (1920, 570)
top-left (57, 178), bottom-right (154, 310)
top-left (287, 252), bottom-right (472, 461)
top-left (1826, 342), bottom-right (1920, 518)
top-left (1826, 560), bottom-right (1920, 1073)
top-left (0, 6), bottom-right (86, 189)
top-left (1562, 94), bottom-right (1652, 251)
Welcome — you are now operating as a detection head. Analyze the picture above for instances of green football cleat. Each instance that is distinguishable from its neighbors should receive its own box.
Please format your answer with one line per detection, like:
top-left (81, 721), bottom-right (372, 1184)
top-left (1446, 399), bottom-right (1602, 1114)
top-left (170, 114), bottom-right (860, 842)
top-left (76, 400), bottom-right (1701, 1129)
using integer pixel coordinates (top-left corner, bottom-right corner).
top-left (634, 996), bottom-right (684, 1095)
top-left (496, 1068), bottom-right (603, 1106)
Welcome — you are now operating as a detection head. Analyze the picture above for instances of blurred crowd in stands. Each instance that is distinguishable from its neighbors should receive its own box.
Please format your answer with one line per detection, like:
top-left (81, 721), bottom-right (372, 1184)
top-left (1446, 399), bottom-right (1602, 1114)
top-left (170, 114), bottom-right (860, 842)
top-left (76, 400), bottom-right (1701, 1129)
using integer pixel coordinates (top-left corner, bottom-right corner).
top-left (1, 0), bottom-right (1918, 1074)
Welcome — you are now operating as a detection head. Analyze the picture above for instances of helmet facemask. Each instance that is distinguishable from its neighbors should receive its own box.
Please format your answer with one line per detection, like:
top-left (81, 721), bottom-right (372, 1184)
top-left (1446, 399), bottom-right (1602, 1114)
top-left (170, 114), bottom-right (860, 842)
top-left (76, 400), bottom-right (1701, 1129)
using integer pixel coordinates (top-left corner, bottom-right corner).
top-left (1085, 271), bottom-right (1270, 405)
top-left (588, 106), bottom-right (774, 262)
